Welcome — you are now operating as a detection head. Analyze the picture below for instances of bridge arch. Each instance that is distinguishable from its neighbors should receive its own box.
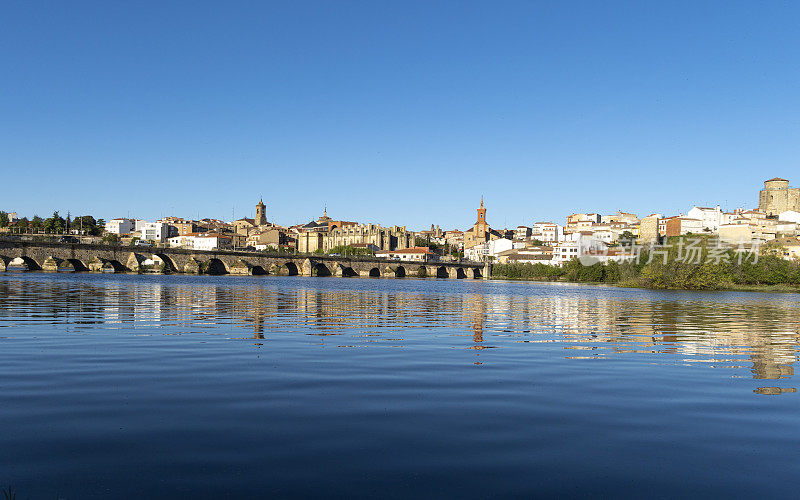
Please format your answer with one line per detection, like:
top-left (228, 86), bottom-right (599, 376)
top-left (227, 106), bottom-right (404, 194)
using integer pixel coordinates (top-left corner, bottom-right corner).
top-left (8, 256), bottom-right (40, 271)
top-left (368, 267), bottom-right (381, 277)
top-left (204, 258), bottom-right (228, 275)
top-left (339, 265), bottom-right (357, 277)
top-left (436, 266), bottom-right (449, 278)
top-left (60, 258), bottom-right (89, 272)
top-left (103, 259), bottom-right (125, 273)
top-left (153, 253), bottom-right (178, 274)
top-left (456, 268), bottom-right (467, 279)
top-left (313, 263), bottom-right (331, 277)
top-left (395, 266), bottom-right (406, 278)
top-left (251, 265), bottom-right (267, 276)
top-left (88, 257), bottom-right (124, 273)
top-left (416, 266), bottom-right (427, 278)
top-left (472, 268), bottom-right (482, 279)
top-left (283, 262), bottom-right (299, 276)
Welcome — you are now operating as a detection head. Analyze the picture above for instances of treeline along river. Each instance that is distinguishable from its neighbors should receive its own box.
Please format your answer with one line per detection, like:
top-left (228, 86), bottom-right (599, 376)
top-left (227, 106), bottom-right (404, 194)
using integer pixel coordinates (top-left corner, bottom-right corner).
top-left (1, 272), bottom-right (799, 497)
top-left (493, 238), bottom-right (800, 291)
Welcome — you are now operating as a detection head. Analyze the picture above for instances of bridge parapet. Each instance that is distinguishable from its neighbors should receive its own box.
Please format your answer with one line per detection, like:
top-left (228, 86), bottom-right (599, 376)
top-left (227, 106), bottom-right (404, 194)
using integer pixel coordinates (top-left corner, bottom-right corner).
top-left (0, 239), bottom-right (485, 279)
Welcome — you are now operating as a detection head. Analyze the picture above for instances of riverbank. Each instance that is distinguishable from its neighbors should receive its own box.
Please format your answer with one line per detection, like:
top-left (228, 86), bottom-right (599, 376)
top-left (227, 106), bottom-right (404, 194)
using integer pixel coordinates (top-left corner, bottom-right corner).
top-left (490, 275), bottom-right (800, 293)
top-left (491, 251), bottom-right (800, 293)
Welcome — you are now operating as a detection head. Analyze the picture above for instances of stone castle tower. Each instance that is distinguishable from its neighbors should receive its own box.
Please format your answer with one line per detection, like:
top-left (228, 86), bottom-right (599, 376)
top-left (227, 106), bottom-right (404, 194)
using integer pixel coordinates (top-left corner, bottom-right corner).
top-left (255, 198), bottom-right (267, 226)
top-left (759, 178), bottom-right (800, 216)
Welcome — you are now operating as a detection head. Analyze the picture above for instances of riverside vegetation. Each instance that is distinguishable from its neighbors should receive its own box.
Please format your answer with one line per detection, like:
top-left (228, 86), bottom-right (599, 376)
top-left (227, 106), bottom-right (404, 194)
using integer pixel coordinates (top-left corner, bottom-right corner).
top-left (491, 236), bottom-right (800, 291)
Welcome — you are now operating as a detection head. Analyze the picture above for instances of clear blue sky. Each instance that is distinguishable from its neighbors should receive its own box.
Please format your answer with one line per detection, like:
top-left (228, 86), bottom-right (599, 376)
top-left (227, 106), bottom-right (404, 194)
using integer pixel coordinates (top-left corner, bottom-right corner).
top-left (2, 1), bottom-right (799, 230)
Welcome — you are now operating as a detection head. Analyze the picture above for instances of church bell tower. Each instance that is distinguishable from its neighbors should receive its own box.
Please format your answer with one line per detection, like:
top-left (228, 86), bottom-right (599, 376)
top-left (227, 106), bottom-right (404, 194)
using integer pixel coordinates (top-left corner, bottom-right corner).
top-left (255, 198), bottom-right (267, 226)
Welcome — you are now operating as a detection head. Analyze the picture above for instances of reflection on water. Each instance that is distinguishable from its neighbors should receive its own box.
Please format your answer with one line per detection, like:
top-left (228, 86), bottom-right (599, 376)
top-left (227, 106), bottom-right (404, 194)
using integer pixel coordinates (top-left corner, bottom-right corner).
top-left (3, 273), bottom-right (800, 498)
top-left (1, 273), bottom-right (798, 389)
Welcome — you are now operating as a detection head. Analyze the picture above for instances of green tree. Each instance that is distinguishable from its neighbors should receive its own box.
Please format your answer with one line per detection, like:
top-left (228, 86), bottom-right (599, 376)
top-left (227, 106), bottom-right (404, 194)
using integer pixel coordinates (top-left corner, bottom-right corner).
top-left (101, 233), bottom-right (119, 245)
top-left (14, 217), bottom-right (29, 232)
top-left (74, 215), bottom-right (101, 235)
top-left (327, 245), bottom-right (375, 256)
top-left (43, 211), bottom-right (65, 233)
top-left (0, 211), bottom-right (8, 228)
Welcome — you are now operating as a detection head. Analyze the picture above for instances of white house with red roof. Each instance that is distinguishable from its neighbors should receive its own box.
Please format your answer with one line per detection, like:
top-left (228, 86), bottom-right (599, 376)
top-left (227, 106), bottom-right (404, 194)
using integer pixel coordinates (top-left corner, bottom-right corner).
top-left (376, 247), bottom-right (437, 262)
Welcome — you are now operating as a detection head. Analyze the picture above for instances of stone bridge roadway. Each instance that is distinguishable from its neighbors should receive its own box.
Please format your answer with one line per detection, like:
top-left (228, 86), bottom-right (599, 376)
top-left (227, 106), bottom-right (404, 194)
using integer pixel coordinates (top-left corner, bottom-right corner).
top-left (0, 240), bottom-right (488, 279)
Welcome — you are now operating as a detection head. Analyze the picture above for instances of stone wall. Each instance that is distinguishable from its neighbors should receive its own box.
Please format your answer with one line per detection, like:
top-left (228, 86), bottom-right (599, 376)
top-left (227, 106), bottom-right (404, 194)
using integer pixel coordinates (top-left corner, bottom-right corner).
top-left (0, 240), bottom-right (483, 279)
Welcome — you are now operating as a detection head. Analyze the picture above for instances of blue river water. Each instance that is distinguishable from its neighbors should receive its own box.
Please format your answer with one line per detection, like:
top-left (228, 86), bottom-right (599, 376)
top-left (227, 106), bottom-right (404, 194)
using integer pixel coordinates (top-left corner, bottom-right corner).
top-left (1, 272), bottom-right (799, 498)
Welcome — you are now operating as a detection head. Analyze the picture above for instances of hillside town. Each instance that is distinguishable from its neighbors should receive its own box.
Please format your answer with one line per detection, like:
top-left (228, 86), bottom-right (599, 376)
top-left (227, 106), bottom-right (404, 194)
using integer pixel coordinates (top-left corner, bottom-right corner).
top-left (2, 178), bottom-right (800, 264)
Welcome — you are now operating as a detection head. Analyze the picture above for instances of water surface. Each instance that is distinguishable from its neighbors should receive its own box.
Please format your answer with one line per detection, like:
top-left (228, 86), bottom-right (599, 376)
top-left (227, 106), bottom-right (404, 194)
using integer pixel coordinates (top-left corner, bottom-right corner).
top-left (1, 273), bottom-right (799, 498)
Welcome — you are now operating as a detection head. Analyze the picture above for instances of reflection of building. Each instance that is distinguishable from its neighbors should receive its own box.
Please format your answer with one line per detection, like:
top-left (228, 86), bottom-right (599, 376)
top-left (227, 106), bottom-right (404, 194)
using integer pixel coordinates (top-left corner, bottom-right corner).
top-left (7, 273), bottom-right (800, 393)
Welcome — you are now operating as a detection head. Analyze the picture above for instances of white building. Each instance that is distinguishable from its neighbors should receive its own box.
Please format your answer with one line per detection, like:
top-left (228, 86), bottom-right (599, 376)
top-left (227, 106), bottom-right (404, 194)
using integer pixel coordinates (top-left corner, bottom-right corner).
top-left (105, 218), bottom-right (134, 235)
top-left (552, 231), bottom-right (633, 266)
top-left (168, 233), bottom-right (232, 251)
top-left (514, 226), bottom-right (531, 240)
top-left (465, 242), bottom-right (487, 262)
top-left (585, 223), bottom-right (627, 244)
top-left (193, 233), bottom-right (231, 251)
top-left (779, 210), bottom-right (800, 224)
top-left (776, 220), bottom-right (798, 235)
top-left (531, 222), bottom-right (561, 243)
top-left (487, 238), bottom-right (516, 257)
top-left (376, 247), bottom-right (436, 262)
top-left (552, 241), bottom-right (581, 266)
top-left (141, 222), bottom-right (169, 242)
top-left (167, 235), bottom-right (194, 248)
top-left (687, 206), bottom-right (724, 232)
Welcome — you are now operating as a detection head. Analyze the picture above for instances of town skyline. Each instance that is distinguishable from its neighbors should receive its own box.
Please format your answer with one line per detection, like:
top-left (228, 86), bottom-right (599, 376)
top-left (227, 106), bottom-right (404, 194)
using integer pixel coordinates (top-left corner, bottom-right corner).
top-left (3, 2), bottom-right (800, 227)
top-left (2, 175), bottom-right (791, 234)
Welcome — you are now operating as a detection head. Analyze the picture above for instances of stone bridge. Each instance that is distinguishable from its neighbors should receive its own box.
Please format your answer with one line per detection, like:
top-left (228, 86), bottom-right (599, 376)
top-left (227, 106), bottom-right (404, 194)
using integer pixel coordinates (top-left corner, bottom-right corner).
top-left (0, 240), bottom-right (489, 279)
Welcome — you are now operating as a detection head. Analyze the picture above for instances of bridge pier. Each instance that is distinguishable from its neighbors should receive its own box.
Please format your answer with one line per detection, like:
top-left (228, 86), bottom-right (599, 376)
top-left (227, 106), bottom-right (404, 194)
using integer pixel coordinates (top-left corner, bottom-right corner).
top-left (228, 259), bottom-right (254, 276)
top-left (42, 256), bottom-right (64, 272)
top-left (126, 253), bottom-right (145, 273)
top-left (183, 257), bottom-right (202, 274)
top-left (87, 257), bottom-right (125, 273)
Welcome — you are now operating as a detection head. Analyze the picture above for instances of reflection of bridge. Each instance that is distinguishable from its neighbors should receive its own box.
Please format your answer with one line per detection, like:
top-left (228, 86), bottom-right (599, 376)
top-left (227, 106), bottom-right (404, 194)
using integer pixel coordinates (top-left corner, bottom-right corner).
top-left (0, 240), bottom-right (488, 279)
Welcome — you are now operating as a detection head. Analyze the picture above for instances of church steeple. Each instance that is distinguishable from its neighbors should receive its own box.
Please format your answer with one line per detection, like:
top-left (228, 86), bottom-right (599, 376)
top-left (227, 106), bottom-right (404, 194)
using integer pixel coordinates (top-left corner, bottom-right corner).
top-left (477, 197), bottom-right (486, 225)
top-left (255, 198), bottom-right (267, 226)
